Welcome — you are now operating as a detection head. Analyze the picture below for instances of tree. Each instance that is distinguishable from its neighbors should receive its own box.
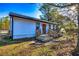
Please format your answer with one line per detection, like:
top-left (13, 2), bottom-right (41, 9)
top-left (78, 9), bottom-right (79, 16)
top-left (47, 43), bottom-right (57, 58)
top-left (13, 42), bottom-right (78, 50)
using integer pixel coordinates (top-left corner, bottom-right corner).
top-left (40, 3), bottom-right (79, 55)
top-left (39, 4), bottom-right (52, 29)
top-left (2, 16), bottom-right (10, 30)
top-left (73, 4), bottom-right (79, 55)
top-left (49, 3), bottom-right (79, 55)
top-left (39, 4), bottom-right (65, 31)
top-left (0, 18), bottom-right (2, 30)
top-left (50, 8), bottom-right (65, 25)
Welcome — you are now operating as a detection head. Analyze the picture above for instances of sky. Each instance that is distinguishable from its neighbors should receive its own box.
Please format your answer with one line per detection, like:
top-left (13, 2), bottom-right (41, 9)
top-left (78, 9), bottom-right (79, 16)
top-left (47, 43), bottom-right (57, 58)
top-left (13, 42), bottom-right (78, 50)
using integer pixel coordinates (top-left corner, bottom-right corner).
top-left (0, 3), bottom-right (42, 19)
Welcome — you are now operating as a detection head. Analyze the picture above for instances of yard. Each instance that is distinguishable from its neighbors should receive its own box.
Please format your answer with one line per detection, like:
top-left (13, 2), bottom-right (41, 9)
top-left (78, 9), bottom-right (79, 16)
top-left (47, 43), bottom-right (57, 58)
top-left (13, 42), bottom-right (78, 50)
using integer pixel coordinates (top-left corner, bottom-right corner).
top-left (0, 3), bottom-right (78, 56)
top-left (0, 33), bottom-right (77, 56)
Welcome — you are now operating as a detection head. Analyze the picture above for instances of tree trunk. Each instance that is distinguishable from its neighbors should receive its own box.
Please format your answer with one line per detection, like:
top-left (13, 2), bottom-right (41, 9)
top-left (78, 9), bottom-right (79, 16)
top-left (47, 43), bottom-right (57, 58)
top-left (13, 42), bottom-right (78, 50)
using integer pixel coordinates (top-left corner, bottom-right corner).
top-left (72, 4), bottom-right (79, 56)
top-left (77, 4), bottom-right (79, 50)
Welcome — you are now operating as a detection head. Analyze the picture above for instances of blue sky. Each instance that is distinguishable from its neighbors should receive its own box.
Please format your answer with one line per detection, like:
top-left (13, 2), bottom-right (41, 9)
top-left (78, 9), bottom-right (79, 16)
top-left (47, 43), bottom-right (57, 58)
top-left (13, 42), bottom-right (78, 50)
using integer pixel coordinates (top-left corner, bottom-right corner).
top-left (0, 3), bottom-right (42, 18)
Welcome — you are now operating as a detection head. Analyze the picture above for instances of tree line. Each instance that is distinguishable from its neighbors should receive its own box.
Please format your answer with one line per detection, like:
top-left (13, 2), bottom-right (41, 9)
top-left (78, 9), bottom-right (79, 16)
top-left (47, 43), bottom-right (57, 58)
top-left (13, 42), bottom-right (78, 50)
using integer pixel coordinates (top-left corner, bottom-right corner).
top-left (0, 16), bottom-right (10, 30)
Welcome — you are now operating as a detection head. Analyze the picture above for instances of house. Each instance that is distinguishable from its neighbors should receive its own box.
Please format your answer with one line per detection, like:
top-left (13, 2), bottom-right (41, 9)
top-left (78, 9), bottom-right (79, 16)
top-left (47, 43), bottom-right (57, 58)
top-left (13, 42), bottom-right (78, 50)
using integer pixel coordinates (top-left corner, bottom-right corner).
top-left (9, 12), bottom-right (57, 40)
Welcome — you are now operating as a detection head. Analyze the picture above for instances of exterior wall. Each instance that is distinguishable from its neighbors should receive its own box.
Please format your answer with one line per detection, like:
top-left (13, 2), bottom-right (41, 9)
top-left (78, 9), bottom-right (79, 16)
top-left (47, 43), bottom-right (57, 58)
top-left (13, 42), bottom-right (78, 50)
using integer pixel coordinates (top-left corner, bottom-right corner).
top-left (40, 22), bottom-right (42, 34)
top-left (13, 17), bottom-right (36, 39)
top-left (10, 16), bottom-right (51, 39)
top-left (46, 23), bottom-right (49, 33)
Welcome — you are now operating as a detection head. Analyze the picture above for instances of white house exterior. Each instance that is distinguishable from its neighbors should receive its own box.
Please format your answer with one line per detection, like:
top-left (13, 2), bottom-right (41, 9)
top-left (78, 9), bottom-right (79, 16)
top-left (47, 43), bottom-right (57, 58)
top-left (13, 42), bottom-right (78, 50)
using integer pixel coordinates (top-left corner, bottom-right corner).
top-left (12, 17), bottom-right (36, 39)
top-left (9, 12), bottom-right (54, 40)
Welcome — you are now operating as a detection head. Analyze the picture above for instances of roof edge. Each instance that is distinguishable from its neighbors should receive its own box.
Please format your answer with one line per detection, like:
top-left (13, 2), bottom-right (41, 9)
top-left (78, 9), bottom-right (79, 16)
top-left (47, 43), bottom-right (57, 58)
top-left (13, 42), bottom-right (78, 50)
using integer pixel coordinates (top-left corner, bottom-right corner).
top-left (9, 12), bottom-right (55, 24)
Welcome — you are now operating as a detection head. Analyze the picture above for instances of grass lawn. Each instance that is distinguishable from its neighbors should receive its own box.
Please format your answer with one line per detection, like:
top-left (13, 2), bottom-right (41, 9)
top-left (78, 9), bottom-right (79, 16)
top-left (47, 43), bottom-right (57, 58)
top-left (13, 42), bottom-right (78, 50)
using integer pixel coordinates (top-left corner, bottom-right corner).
top-left (0, 33), bottom-right (77, 56)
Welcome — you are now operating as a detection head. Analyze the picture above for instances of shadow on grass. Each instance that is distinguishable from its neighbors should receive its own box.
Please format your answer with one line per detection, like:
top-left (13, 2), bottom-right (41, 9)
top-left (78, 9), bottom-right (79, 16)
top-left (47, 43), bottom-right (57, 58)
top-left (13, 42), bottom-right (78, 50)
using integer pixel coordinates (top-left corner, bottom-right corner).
top-left (0, 37), bottom-right (36, 47)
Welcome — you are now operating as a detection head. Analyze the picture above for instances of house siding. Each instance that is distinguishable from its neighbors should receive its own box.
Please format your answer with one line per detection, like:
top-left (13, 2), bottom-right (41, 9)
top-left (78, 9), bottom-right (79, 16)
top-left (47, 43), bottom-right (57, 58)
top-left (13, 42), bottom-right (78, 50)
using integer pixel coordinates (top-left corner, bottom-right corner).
top-left (13, 17), bottom-right (36, 39)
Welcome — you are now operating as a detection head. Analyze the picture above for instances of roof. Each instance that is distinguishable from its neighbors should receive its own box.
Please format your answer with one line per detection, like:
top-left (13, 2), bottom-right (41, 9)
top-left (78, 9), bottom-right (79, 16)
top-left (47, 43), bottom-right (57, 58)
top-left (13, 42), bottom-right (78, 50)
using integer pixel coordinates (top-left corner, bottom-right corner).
top-left (9, 12), bottom-right (55, 24)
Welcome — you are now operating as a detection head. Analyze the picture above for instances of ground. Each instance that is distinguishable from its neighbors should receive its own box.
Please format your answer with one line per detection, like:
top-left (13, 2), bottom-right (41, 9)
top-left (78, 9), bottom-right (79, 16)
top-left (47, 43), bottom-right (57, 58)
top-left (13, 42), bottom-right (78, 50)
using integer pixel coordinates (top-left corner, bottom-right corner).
top-left (0, 33), bottom-right (77, 56)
